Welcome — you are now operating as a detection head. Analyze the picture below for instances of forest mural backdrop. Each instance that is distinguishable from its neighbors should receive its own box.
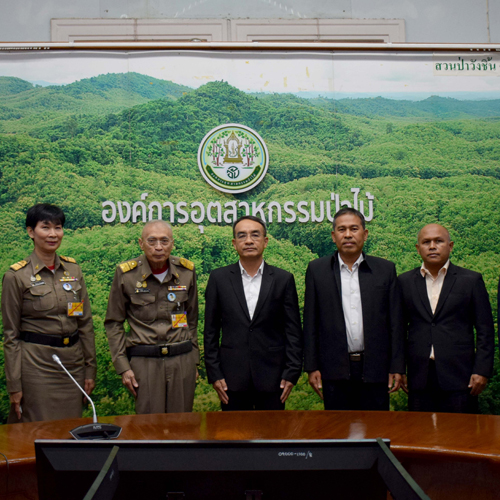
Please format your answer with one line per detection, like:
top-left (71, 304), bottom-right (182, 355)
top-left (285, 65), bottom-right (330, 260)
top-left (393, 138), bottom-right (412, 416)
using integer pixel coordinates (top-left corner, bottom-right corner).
top-left (0, 50), bottom-right (499, 422)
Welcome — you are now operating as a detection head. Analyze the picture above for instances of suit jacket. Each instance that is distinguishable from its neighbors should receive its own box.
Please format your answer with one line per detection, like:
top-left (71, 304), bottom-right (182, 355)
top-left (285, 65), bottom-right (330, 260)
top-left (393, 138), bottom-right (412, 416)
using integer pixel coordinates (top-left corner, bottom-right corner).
top-left (399, 262), bottom-right (495, 391)
top-left (203, 262), bottom-right (303, 392)
top-left (303, 252), bottom-right (405, 383)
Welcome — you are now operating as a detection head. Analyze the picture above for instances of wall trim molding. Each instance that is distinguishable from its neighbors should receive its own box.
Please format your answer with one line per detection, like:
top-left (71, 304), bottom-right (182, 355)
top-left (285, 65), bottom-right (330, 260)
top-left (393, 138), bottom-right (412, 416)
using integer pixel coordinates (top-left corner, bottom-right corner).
top-left (51, 18), bottom-right (405, 43)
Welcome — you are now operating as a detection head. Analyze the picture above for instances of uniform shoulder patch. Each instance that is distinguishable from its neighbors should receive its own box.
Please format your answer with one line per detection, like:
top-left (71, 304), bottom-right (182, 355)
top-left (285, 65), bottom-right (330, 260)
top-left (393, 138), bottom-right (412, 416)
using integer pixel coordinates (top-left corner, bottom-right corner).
top-left (119, 260), bottom-right (138, 273)
top-left (60, 255), bottom-right (77, 263)
top-left (179, 258), bottom-right (194, 271)
top-left (10, 260), bottom-right (28, 271)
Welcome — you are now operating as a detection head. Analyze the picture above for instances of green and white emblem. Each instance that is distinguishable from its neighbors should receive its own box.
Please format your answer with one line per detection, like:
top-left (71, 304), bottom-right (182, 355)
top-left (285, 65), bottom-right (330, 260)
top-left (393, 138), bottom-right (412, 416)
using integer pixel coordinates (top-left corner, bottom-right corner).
top-left (197, 124), bottom-right (269, 194)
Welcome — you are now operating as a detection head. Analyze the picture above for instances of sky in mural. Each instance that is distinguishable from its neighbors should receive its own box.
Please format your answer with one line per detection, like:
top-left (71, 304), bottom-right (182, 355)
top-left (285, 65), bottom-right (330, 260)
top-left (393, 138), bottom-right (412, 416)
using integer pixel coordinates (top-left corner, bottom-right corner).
top-left (0, 50), bottom-right (499, 99)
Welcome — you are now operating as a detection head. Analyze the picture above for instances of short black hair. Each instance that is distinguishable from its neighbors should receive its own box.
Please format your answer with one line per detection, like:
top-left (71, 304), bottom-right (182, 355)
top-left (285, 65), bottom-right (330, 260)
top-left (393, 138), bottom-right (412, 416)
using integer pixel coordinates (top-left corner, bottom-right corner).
top-left (332, 207), bottom-right (366, 230)
top-left (26, 204), bottom-right (66, 229)
top-left (232, 215), bottom-right (267, 237)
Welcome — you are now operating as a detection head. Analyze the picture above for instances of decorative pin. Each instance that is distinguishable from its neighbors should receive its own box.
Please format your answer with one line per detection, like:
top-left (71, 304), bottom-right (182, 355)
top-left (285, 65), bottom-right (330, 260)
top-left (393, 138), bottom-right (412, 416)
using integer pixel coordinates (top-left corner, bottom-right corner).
top-left (142, 274), bottom-right (147, 280)
top-left (35, 274), bottom-right (41, 281)
top-left (35, 265), bottom-right (39, 270)
top-left (63, 283), bottom-right (73, 291)
top-left (167, 292), bottom-right (176, 302)
top-left (64, 271), bottom-right (70, 277)
top-left (136, 281), bottom-right (143, 288)
top-left (142, 281), bottom-right (147, 288)
top-left (174, 278), bottom-right (180, 285)
top-left (30, 276), bottom-right (36, 282)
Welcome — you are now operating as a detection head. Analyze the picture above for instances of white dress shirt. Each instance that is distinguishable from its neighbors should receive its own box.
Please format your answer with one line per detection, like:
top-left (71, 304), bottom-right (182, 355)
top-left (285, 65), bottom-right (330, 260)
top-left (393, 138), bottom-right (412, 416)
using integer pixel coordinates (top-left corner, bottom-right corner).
top-left (420, 259), bottom-right (450, 360)
top-left (239, 260), bottom-right (264, 320)
top-left (339, 253), bottom-right (365, 353)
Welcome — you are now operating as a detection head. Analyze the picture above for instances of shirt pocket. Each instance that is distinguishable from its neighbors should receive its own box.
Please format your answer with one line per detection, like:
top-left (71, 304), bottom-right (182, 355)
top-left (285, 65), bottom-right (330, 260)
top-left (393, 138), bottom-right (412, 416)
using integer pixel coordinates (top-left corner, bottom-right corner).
top-left (62, 282), bottom-right (82, 301)
top-left (129, 294), bottom-right (157, 323)
top-left (167, 291), bottom-right (189, 310)
top-left (28, 286), bottom-right (55, 312)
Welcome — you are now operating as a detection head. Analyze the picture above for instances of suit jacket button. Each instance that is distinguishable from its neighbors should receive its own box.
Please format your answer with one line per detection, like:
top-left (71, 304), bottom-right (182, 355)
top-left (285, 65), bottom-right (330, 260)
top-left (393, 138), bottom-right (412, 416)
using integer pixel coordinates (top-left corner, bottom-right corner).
top-left (249, 329), bottom-right (253, 332)
top-left (431, 323), bottom-right (436, 327)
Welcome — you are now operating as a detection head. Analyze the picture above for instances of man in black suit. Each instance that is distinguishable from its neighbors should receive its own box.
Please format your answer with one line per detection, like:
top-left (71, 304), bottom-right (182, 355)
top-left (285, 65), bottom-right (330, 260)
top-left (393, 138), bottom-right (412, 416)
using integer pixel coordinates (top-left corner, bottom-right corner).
top-left (304, 207), bottom-right (404, 411)
top-left (204, 215), bottom-right (303, 411)
top-left (399, 223), bottom-right (495, 413)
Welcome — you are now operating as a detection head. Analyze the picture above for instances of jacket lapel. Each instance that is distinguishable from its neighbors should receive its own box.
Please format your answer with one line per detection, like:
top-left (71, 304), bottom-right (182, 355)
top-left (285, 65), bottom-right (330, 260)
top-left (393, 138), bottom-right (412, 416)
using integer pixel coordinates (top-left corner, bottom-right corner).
top-left (251, 263), bottom-right (274, 322)
top-left (357, 256), bottom-right (373, 315)
top-left (433, 263), bottom-right (457, 319)
top-left (229, 263), bottom-right (251, 321)
top-left (414, 269), bottom-right (434, 319)
top-left (332, 252), bottom-right (342, 298)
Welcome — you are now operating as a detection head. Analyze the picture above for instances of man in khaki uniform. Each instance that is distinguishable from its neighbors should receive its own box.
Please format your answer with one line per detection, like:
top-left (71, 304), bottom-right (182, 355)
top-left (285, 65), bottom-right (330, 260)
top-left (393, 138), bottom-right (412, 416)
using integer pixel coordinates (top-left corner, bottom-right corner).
top-left (105, 220), bottom-right (198, 414)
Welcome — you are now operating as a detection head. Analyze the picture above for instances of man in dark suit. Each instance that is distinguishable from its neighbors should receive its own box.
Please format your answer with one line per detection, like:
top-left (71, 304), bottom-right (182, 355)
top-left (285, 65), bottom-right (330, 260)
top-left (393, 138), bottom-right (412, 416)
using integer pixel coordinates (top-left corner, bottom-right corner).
top-left (304, 207), bottom-right (404, 411)
top-left (204, 215), bottom-right (303, 411)
top-left (399, 223), bottom-right (495, 413)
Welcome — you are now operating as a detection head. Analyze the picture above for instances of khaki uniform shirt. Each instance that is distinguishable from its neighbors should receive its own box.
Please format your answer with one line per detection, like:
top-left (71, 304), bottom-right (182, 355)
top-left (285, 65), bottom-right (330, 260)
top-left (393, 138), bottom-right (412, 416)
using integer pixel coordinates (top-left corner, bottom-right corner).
top-left (105, 254), bottom-right (199, 375)
top-left (1, 251), bottom-right (96, 393)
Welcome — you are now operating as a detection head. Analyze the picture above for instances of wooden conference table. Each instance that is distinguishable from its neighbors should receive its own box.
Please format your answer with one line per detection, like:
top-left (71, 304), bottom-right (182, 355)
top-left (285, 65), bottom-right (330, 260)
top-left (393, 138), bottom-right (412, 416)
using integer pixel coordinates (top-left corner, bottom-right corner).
top-left (1, 410), bottom-right (500, 499)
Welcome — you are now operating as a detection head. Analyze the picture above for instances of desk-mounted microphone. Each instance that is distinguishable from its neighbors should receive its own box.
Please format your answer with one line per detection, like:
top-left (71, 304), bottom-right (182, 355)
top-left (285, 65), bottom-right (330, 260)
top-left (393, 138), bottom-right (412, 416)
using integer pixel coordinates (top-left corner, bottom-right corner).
top-left (52, 354), bottom-right (122, 440)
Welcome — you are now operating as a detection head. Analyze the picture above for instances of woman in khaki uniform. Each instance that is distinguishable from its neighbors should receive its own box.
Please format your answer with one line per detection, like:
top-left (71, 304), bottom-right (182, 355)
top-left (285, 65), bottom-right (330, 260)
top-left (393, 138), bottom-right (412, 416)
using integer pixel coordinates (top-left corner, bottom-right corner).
top-left (1, 204), bottom-right (96, 423)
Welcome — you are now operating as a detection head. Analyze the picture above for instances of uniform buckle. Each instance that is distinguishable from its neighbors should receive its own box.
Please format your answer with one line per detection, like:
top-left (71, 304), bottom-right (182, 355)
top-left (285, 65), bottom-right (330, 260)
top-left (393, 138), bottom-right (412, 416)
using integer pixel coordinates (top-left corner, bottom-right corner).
top-left (161, 346), bottom-right (169, 356)
top-left (63, 337), bottom-right (70, 346)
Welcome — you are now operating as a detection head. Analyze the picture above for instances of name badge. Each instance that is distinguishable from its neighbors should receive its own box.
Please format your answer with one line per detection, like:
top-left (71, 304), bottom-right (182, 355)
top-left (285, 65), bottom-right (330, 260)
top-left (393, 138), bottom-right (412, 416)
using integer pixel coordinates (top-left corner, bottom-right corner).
top-left (67, 302), bottom-right (84, 317)
top-left (171, 312), bottom-right (188, 328)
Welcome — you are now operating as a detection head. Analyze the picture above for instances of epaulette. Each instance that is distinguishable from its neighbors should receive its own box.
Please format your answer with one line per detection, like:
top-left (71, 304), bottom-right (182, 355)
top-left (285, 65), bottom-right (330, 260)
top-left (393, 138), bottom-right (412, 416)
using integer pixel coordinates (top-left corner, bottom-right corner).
top-left (119, 260), bottom-right (138, 273)
top-left (10, 260), bottom-right (28, 271)
top-left (60, 255), bottom-right (77, 264)
top-left (179, 258), bottom-right (194, 271)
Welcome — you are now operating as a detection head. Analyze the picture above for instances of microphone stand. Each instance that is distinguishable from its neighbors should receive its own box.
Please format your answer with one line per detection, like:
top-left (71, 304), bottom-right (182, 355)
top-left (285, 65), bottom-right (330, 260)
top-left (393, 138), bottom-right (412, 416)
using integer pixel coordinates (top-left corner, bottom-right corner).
top-left (52, 354), bottom-right (122, 440)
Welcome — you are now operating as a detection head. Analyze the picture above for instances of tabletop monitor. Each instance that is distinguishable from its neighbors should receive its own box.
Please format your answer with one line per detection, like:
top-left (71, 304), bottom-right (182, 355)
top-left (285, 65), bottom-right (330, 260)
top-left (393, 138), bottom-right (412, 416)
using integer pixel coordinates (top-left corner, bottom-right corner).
top-left (35, 438), bottom-right (429, 500)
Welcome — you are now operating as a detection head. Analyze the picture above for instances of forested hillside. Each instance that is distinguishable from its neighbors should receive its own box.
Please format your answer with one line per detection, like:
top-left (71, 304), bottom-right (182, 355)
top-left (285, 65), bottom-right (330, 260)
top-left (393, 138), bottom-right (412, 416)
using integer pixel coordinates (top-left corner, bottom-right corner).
top-left (309, 94), bottom-right (500, 119)
top-left (0, 73), bottom-right (499, 422)
top-left (0, 73), bottom-right (192, 137)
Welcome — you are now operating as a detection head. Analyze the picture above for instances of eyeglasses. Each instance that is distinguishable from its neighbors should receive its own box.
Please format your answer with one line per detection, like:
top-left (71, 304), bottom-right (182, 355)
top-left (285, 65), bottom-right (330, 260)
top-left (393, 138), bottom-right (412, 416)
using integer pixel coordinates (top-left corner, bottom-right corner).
top-left (146, 238), bottom-right (172, 247)
top-left (235, 231), bottom-right (264, 241)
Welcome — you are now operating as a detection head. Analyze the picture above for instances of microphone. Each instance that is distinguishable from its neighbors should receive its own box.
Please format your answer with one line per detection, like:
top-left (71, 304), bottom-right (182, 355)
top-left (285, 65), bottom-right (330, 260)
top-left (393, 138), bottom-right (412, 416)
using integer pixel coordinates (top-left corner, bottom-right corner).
top-left (52, 354), bottom-right (121, 440)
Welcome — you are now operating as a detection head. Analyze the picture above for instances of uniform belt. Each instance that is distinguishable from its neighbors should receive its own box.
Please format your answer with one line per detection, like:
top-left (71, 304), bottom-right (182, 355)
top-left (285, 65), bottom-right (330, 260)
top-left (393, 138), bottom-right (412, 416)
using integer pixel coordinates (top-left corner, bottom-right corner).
top-left (349, 352), bottom-right (364, 362)
top-left (20, 330), bottom-right (79, 348)
top-left (127, 340), bottom-right (192, 358)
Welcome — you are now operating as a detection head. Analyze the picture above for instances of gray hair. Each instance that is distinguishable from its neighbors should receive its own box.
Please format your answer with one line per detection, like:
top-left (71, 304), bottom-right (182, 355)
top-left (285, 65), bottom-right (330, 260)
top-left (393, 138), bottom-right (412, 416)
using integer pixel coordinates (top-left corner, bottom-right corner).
top-left (141, 220), bottom-right (173, 239)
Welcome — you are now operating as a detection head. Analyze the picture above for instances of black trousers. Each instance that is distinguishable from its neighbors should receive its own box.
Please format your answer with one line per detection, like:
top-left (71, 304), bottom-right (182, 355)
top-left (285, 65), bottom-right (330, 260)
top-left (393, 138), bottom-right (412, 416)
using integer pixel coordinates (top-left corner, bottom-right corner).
top-left (408, 360), bottom-right (478, 414)
top-left (221, 388), bottom-right (285, 411)
top-left (323, 358), bottom-right (389, 411)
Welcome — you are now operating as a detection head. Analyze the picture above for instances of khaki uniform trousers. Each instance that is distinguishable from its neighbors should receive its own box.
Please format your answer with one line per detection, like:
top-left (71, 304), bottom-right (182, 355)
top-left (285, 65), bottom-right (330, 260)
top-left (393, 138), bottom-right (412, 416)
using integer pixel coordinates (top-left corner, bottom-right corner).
top-left (130, 348), bottom-right (197, 414)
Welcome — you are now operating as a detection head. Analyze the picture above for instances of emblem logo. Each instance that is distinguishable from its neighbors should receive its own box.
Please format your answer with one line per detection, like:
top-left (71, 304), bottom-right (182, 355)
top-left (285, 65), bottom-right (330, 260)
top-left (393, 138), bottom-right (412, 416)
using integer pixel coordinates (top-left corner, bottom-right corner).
top-left (198, 124), bottom-right (269, 194)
